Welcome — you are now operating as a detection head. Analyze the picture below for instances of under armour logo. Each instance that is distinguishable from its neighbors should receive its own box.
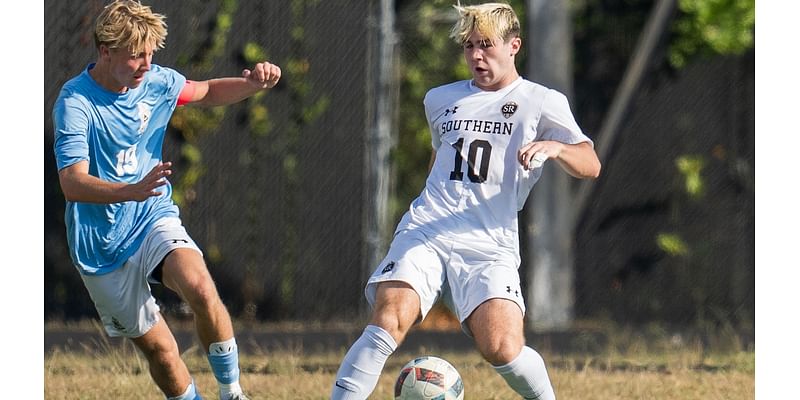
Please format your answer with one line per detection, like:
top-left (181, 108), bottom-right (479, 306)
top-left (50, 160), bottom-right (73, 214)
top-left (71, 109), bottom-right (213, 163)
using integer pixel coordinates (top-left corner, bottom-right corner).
top-left (111, 317), bottom-right (126, 332)
top-left (444, 106), bottom-right (459, 116)
top-left (506, 286), bottom-right (520, 297)
top-left (171, 239), bottom-right (189, 244)
top-left (381, 261), bottom-right (396, 274)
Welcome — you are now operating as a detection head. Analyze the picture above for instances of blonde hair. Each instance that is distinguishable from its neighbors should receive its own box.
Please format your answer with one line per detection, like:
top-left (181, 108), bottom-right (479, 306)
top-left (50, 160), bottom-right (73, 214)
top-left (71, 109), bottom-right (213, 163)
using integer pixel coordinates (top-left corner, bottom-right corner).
top-left (449, 2), bottom-right (520, 45)
top-left (94, 0), bottom-right (167, 53)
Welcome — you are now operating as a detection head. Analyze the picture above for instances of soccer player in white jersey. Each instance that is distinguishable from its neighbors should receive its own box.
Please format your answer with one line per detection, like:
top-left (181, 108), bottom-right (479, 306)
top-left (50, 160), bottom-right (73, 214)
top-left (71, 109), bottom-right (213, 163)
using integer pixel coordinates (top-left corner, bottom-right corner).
top-left (331, 2), bottom-right (600, 399)
top-left (52, 1), bottom-right (281, 399)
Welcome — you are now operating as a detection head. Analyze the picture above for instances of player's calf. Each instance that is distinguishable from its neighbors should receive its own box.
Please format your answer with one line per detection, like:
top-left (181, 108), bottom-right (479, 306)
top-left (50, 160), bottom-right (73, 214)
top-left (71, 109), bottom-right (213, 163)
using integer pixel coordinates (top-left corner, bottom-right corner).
top-left (493, 346), bottom-right (556, 400)
top-left (331, 325), bottom-right (398, 400)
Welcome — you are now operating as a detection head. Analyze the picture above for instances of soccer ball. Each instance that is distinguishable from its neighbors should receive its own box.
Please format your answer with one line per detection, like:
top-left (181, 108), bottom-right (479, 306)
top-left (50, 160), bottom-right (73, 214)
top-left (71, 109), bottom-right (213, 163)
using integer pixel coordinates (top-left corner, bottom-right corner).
top-left (394, 356), bottom-right (464, 400)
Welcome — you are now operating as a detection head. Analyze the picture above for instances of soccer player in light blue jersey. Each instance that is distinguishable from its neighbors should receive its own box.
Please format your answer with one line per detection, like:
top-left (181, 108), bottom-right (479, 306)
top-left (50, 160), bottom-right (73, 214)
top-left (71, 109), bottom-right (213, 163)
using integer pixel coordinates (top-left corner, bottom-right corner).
top-left (331, 3), bottom-right (601, 399)
top-left (52, 1), bottom-right (281, 399)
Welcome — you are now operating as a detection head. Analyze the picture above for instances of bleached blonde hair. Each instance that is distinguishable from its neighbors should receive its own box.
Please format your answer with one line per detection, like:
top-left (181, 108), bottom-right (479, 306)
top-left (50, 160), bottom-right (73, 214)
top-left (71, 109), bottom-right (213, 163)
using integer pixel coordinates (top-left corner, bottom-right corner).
top-left (94, 0), bottom-right (167, 53)
top-left (449, 2), bottom-right (520, 45)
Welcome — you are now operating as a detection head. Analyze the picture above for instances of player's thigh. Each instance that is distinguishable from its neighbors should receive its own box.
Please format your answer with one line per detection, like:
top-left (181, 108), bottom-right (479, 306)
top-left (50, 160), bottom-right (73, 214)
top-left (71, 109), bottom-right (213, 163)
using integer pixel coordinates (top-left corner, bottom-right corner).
top-left (366, 229), bottom-right (447, 324)
top-left (370, 281), bottom-right (422, 332)
top-left (446, 252), bottom-right (525, 327)
top-left (130, 314), bottom-right (182, 359)
top-left (132, 217), bottom-right (205, 290)
top-left (160, 248), bottom-right (218, 301)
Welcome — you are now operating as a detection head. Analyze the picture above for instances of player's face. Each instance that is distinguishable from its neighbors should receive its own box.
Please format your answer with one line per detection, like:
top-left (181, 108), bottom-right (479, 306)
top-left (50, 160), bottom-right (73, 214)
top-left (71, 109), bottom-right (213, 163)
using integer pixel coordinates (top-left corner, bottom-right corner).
top-left (102, 45), bottom-right (154, 92)
top-left (463, 31), bottom-right (521, 91)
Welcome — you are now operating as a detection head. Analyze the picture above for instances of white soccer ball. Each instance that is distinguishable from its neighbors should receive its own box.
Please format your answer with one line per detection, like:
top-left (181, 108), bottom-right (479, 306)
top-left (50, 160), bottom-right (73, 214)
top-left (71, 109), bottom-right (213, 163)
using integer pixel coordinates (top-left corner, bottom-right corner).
top-left (394, 356), bottom-right (464, 400)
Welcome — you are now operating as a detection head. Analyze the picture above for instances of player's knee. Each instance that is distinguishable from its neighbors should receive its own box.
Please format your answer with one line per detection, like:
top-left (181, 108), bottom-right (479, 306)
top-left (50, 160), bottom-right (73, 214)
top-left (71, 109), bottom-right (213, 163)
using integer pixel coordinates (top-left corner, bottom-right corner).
top-left (478, 335), bottom-right (524, 366)
top-left (183, 278), bottom-right (221, 310)
top-left (142, 341), bottom-right (182, 369)
top-left (370, 309), bottom-right (414, 344)
top-left (371, 317), bottom-right (406, 344)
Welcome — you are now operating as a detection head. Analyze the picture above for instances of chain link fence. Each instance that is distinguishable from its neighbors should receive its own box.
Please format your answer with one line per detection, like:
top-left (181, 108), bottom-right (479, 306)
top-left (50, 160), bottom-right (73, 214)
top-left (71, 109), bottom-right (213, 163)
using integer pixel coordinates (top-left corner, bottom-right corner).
top-left (45, 0), bottom-right (371, 321)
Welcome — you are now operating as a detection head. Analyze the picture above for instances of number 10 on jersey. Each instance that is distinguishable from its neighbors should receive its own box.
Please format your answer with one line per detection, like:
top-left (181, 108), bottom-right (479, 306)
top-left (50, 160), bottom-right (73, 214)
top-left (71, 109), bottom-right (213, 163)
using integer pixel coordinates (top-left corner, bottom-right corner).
top-left (449, 137), bottom-right (492, 183)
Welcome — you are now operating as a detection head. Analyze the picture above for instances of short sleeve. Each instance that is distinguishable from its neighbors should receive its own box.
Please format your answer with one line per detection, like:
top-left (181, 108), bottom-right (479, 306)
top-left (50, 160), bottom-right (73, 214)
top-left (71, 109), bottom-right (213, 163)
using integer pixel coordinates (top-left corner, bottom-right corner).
top-left (538, 90), bottom-right (593, 147)
top-left (151, 65), bottom-right (186, 107)
top-left (53, 95), bottom-right (90, 171)
top-left (423, 92), bottom-right (442, 150)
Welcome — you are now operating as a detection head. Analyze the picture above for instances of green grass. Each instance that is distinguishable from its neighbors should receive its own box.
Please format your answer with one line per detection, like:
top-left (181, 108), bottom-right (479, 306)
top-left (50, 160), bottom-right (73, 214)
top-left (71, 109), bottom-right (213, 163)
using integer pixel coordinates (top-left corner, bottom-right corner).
top-left (44, 320), bottom-right (754, 399)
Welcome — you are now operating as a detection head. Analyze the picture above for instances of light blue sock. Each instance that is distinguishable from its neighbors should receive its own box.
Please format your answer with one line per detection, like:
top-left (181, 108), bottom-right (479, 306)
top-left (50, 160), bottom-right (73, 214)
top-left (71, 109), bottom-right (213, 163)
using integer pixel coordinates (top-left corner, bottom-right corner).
top-left (207, 338), bottom-right (242, 396)
top-left (331, 324), bottom-right (397, 400)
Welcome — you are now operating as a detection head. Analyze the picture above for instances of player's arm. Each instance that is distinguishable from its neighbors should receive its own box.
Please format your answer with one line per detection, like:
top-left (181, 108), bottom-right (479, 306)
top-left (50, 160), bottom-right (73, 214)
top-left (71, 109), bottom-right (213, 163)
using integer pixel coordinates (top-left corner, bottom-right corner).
top-left (179, 61), bottom-right (281, 107)
top-left (58, 160), bottom-right (172, 204)
top-left (428, 150), bottom-right (437, 173)
top-left (518, 140), bottom-right (601, 179)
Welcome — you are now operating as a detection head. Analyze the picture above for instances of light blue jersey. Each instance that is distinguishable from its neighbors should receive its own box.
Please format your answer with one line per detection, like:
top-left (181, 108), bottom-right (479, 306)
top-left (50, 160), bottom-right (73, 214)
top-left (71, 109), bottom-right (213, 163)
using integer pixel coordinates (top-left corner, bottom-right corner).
top-left (53, 63), bottom-right (186, 275)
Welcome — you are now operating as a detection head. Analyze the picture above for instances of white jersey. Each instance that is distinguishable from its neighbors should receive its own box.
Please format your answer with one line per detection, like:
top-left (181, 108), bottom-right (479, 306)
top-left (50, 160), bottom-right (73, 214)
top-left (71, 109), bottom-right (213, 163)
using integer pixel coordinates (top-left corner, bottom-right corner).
top-left (395, 77), bottom-right (592, 264)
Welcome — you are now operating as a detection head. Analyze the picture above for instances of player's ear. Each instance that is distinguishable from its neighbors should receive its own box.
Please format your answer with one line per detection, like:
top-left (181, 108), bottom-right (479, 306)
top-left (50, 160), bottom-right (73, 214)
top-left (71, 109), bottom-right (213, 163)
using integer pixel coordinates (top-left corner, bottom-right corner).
top-left (98, 43), bottom-right (111, 59)
top-left (510, 37), bottom-right (521, 56)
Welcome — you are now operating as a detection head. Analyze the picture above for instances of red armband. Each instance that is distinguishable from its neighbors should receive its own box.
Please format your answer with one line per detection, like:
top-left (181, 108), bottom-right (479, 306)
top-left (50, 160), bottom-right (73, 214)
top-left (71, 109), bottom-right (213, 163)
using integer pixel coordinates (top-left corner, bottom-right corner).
top-left (177, 80), bottom-right (196, 106)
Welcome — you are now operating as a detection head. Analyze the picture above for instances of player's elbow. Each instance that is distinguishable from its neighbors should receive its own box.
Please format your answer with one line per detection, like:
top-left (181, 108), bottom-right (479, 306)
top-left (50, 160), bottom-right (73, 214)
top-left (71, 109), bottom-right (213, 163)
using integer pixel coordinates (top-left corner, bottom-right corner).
top-left (586, 159), bottom-right (601, 179)
top-left (571, 159), bottom-right (601, 180)
top-left (59, 183), bottom-right (83, 202)
top-left (58, 169), bottom-right (87, 202)
top-left (581, 149), bottom-right (602, 179)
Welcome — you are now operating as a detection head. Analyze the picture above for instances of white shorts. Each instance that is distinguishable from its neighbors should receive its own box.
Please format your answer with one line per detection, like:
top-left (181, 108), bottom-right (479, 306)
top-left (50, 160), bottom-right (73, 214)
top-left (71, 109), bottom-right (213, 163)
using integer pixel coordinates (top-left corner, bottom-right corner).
top-left (80, 217), bottom-right (202, 338)
top-left (365, 228), bottom-right (525, 334)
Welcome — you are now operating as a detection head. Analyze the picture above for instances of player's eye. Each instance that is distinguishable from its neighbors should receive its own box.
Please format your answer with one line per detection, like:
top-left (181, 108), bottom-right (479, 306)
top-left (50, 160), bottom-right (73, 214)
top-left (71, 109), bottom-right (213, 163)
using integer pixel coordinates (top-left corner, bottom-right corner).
top-left (130, 51), bottom-right (152, 59)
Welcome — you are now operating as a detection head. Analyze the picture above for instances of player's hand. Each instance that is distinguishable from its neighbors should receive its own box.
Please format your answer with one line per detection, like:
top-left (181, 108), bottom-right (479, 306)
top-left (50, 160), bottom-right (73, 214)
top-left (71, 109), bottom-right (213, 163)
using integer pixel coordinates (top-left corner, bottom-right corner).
top-left (242, 61), bottom-right (281, 89)
top-left (518, 141), bottom-right (563, 170)
top-left (125, 161), bottom-right (172, 201)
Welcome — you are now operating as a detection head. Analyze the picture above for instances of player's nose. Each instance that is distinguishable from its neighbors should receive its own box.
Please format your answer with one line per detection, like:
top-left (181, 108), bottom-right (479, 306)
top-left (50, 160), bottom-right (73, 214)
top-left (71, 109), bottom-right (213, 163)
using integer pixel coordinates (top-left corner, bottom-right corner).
top-left (142, 54), bottom-right (153, 70)
top-left (469, 48), bottom-right (483, 61)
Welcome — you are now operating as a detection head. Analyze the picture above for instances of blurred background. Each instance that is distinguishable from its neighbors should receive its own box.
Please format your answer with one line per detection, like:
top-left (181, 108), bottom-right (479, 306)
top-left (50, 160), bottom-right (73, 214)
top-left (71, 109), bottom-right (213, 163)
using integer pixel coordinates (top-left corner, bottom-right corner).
top-left (44, 0), bottom-right (754, 338)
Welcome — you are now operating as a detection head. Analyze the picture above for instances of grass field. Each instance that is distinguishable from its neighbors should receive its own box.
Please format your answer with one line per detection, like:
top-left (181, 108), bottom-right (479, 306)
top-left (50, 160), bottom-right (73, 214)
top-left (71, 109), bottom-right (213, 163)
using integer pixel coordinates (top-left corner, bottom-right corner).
top-left (44, 320), bottom-right (754, 399)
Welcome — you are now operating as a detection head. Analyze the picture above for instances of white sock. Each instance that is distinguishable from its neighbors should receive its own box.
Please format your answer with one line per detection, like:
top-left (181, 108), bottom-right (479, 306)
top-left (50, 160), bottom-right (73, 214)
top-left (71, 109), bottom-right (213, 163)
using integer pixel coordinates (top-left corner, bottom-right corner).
top-left (209, 338), bottom-right (237, 354)
top-left (218, 381), bottom-right (243, 398)
top-left (493, 346), bottom-right (556, 400)
top-left (331, 324), bottom-right (398, 400)
top-left (167, 380), bottom-right (199, 400)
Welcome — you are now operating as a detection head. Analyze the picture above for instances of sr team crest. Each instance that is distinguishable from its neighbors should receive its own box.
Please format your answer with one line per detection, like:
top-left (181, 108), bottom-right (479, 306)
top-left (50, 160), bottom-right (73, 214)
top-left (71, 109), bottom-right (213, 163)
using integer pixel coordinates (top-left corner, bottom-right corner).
top-left (501, 101), bottom-right (518, 118)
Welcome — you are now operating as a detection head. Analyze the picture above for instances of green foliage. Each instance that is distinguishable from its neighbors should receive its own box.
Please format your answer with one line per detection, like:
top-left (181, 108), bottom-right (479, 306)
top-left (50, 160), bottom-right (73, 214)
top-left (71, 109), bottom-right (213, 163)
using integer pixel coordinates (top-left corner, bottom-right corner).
top-left (169, 1), bottom-right (240, 208)
top-left (247, 103), bottom-right (273, 137)
top-left (275, 0), bottom-right (330, 315)
top-left (169, 106), bottom-right (226, 143)
top-left (242, 42), bottom-right (268, 64)
top-left (676, 154), bottom-right (706, 199)
top-left (242, 42), bottom-right (273, 137)
top-left (670, 0), bottom-right (755, 68)
top-left (656, 232), bottom-right (690, 256)
top-left (170, 144), bottom-right (207, 206)
top-left (196, 0), bottom-right (239, 73)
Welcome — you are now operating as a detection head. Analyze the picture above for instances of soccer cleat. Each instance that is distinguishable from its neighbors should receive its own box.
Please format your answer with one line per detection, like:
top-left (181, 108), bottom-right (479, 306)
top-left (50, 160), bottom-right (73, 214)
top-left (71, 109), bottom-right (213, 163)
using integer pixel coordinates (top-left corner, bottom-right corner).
top-left (223, 394), bottom-right (250, 400)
